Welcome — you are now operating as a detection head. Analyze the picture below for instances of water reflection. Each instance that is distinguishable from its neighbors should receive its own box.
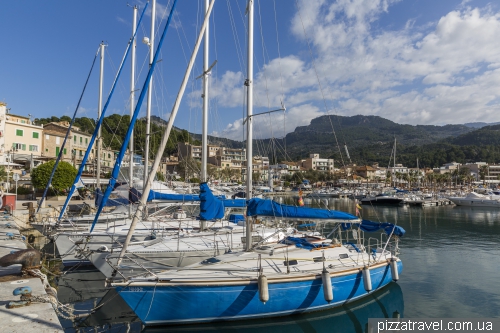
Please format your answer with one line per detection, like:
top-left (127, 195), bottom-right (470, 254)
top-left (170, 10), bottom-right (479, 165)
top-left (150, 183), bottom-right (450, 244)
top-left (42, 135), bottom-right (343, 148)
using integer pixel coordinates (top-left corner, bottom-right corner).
top-left (55, 196), bottom-right (500, 331)
top-left (57, 266), bottom-right (403, 333)
top-left (144, 283), bottom-right (404, 333)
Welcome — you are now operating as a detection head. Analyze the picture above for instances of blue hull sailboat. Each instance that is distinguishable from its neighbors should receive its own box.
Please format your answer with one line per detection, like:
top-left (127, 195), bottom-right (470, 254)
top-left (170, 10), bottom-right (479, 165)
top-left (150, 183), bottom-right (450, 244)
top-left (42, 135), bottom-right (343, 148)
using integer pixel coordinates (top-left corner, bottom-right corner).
top-left (116, 263), bottom-right (402, 325)
top-left (106, 0), bottom-right (404, 326)
top-left (113, 206), bottom-right (403, 325)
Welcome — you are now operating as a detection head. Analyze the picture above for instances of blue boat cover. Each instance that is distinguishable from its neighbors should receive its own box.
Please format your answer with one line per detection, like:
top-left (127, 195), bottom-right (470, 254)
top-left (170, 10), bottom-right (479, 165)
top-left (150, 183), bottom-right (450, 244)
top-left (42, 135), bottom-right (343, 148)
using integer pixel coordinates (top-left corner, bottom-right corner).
top-left (228, 214), bottom-right (245, 223)
top-left (246, 198), bottom-right (358, 220)
top-left (342, 219), bottom-right (405, 237)
top-left (280, 236), bottom-right (332, 250)
top-left (199, 183), bottom-right (225, 220)
top-left (148, 190), bottom-right (201, 202)
top-left (221, 199), bottom-right (246, 208)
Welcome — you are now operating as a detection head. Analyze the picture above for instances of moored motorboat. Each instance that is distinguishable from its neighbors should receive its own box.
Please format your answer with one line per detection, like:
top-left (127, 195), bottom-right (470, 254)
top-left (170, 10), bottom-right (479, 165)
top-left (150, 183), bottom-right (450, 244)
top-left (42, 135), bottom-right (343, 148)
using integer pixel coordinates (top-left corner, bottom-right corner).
top-left (448, 191), bottom-right (500, 207)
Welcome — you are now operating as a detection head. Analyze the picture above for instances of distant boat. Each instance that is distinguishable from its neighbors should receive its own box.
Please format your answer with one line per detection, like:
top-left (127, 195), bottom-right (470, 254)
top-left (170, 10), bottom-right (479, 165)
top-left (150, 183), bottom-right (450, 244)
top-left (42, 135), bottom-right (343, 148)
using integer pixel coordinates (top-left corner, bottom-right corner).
top-left (448, 191), bottom-right (500, 207)
top-left (361, 193), bottom-right (404, 206)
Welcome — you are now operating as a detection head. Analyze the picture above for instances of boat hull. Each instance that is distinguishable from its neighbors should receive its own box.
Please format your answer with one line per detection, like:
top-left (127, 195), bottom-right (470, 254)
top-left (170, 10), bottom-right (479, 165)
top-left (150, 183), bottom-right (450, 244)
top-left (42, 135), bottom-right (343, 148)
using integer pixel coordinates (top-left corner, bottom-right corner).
top-left (449, 198), bottom-right (500, 207)
top-left (116, 260), bottom-right (402, 325)
top-left (360, 198), bottom-right (403, 206)
top-left (55, 233), bottom-right (151, 267)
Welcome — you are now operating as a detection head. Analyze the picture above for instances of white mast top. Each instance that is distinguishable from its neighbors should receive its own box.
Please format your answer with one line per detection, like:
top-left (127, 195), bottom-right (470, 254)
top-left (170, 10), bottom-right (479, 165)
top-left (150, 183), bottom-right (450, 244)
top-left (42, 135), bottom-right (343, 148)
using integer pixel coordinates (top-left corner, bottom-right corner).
top-left (245, 0), bottom-right (254, 251)
top-left (97, 42), bottom-right (105, 189)
top-left (201, 0), bottom-right (210, 182)
top-left (117, 0), bottom-right (216, 265)
top-left (129, 5), bottom-right (138, 215)
top-left (245, 0), bottom-right (254, 200)
top-left (144, 0), bottom-right (156, 185)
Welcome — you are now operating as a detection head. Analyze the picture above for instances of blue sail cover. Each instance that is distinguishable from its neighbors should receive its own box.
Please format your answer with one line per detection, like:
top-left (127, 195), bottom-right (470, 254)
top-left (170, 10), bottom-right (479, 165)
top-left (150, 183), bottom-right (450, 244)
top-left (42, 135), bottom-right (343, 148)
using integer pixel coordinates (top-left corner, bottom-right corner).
top-left (199, 183), bottom-right (224, 220)
top-left (221, 199), bottom-right (246, 208)
top-left (342, 219), bottom-right (405, 237)
top-left (246, 198), bottom-right (358, 220)
top-left (147, 191), bottom-right (201, 202)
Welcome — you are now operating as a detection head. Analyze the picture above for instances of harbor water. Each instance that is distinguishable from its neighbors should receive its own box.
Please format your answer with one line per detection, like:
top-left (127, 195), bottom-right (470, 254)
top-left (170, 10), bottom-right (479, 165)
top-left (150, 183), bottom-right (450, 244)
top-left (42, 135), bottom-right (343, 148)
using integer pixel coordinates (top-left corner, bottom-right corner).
top-left (56, 198), bottom-right (500, 332)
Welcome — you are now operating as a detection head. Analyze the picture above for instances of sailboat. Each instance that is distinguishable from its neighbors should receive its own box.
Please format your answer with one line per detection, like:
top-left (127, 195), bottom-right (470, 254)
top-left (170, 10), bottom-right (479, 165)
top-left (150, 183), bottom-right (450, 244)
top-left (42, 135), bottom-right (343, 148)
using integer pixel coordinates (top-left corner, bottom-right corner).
top-left (109, 0), bottom-right (404, 326)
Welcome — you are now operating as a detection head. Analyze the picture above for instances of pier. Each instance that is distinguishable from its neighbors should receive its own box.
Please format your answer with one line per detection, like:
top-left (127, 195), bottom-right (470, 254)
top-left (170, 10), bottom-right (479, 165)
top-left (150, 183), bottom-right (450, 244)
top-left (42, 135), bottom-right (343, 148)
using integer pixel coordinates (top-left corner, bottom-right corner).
top-left (0, 212), bottom-right (63, 332)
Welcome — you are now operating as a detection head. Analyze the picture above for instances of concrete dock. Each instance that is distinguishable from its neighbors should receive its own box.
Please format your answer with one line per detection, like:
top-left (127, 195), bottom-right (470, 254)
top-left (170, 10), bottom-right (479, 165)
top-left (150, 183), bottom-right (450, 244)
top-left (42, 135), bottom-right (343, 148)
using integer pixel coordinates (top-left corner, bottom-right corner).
top-left (0, 214), bottom-right (63, 332)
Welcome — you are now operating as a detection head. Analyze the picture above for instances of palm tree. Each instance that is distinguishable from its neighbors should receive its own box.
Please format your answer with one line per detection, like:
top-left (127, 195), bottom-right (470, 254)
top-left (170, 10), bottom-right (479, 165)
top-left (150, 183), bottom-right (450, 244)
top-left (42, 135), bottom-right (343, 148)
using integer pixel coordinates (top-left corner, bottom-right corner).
top-left (385, 170), bottom-right (392, 187)
top-left (425, 173), bottom-right (435, 188)
top-left (451, 169), bottom-right (459, 187)
top-left (401, 173), bottom-right (410, 189)
top-left (479, 165), bottom-right (489, 185)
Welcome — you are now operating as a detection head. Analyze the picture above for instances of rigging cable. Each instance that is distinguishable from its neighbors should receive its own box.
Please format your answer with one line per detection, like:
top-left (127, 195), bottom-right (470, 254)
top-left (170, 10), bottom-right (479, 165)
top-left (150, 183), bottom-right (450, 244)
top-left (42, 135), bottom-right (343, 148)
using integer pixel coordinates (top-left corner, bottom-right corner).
top-left (36, 47), bottom-right (99, 214)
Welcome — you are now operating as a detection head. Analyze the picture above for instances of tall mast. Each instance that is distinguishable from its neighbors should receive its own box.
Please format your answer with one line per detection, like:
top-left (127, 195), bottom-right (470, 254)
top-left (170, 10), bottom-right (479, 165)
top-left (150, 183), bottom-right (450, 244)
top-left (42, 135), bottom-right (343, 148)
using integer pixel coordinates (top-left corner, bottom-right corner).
top-left (115, 0), bottom-right (213, 264)
top-left (245, 0), bottom-right (254, 251)
top-left (97, 42), bottom-right (105, 189)
top-left (144, 0), bottom-right (156, 185)
top-left (129, 5), bottom-right (138, 215)
top-left (393, 137), bottom-right (396, 187)
top-left (201, 0), bottom-right (209, 182)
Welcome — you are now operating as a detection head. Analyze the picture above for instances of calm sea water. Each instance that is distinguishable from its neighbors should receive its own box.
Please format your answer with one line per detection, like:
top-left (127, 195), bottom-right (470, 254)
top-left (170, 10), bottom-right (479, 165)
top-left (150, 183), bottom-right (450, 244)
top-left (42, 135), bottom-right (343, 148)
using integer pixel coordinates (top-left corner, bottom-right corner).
top-left (57, 198), bottom-right (500, 332)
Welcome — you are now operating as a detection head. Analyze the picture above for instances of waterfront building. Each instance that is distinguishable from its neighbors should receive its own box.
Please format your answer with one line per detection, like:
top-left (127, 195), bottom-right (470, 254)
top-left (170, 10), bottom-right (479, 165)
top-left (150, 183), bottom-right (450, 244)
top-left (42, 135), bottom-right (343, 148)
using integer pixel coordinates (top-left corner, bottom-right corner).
top-left (355, 165), bottom-right (377, 180)
top-left (301, 154), bottom-right (334, 173)
top-left (42, 122), bottom-right (94, 170)
top-left (433, 161), bottom-right (461, 174)
top-left (3, 108), bottom-right (43, 167)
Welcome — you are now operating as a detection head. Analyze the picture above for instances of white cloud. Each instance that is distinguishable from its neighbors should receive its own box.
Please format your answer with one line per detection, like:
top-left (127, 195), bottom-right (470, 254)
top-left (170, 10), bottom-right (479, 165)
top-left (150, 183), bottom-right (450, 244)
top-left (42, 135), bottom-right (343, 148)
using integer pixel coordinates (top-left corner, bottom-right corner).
top-left (211, 103), bottom-right (324, 140)
top-left (206, 1), bottom-right (500, 139)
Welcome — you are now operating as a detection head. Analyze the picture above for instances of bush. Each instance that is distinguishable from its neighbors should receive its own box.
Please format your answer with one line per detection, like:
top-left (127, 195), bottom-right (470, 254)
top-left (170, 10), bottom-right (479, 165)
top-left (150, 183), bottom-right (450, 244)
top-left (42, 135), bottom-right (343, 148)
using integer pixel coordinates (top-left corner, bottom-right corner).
top-left (156, 172), bottom-right (165, 182)
top-left (31, 161), bottom-right (77, 191)
top-left (12, 186), bottom-right (33, 195)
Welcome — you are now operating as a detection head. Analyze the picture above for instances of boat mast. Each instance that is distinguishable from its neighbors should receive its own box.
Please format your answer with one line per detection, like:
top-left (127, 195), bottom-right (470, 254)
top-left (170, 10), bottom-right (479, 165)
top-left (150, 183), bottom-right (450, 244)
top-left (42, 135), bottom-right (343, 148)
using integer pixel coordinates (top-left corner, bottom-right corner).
top-left (393, 136), bottom-right (396, 188)
top-left (115, 0), bottom-right (214, 263)
top-left (144, 0), bottom-right (156, 186)
top-left (201, 0), bottom-right (209, 183)
top-left (129, 5), bottom-right (138, 216)
top-left (245, 0), bottom-right (254, 251)
top-left (97, 42), bottom-right (105, 190)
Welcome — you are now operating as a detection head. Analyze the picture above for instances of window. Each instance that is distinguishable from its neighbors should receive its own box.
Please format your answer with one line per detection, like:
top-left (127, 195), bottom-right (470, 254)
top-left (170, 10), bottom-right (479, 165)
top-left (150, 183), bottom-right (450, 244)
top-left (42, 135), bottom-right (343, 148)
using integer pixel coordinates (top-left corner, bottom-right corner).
top-left (56, 137), bottom-right (60, 144)
top-left (21, 120), bottom-right (26, 124)
top-left (32, 132), bottom-right (39, 139)
top-left (108, 153), bottom-right (111, 158)
top-left (85, 138), bottom-right (88, 144)
top-left (63, 148), bottom-right (67, 155)
top-left (16, 129), bottom-right (23, 136)
top-left (29, 145), bottom-right (38, 152)
top-left (74, 135), bottom-right (76, 142)
top-left (45, 148), bottom-right (48, 152)
top-left (12, 143), bottom-right (22, 150)
top-left (80, 151), bottom-right (83, 156)
top-left (80, 137), bottom-right (82, 144)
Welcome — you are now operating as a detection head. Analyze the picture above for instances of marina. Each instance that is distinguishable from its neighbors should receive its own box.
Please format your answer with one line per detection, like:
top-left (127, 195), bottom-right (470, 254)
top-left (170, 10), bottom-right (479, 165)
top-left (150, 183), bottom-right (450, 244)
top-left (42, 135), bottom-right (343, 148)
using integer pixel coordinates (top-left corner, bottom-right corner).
top-left (3, 196), bottom-right (498, 332)
top-left (0, 212), bottom-right (63, 333)
top-left (2, 0), bottom-right (500, 332)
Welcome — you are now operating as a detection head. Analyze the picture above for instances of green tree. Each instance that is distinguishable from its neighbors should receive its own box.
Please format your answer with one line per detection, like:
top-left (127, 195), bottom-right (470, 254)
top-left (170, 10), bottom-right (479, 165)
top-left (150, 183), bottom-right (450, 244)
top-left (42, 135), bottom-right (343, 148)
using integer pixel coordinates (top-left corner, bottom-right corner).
top-left (0, 166), bottom-right (7, 182)
top-left (156, 171), bottom-right (165, 182)
top-left (479, 165), bottom-right (489, 185)
top-left (31, 161), bottom-right (77, 191)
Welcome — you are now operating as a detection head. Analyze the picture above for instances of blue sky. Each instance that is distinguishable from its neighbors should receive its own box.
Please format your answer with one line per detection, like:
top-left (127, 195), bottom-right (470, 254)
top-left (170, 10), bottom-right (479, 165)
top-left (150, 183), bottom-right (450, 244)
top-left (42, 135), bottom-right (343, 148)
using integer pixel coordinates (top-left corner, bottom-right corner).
top-left (1, 0), bottom-right (499, 142)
